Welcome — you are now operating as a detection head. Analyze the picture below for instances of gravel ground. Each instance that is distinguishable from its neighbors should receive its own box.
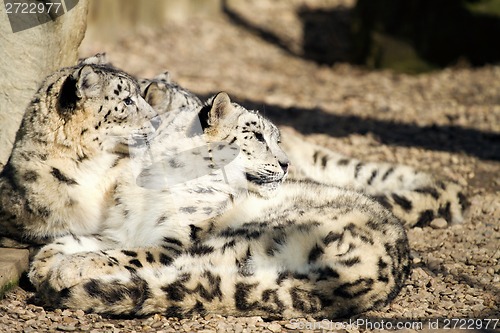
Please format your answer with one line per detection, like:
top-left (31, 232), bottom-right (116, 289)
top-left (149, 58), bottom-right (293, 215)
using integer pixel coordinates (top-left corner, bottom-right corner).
top-left (1, 1), bottom-right (499, 332)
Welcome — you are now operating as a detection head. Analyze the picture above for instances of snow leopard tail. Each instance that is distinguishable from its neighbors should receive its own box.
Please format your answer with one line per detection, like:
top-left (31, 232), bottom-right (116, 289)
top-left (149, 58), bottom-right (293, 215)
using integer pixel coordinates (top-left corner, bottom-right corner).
top-left (280, 128), bottom-right (468, 228)
top-left (372, 180), bottom-right (468, 227)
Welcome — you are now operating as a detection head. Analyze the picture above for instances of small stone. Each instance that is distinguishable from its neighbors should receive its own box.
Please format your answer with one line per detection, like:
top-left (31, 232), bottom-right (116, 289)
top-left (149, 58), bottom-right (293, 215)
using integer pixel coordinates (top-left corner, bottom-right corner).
top-left (430, 218), bottom-right (448, 229)
top-left (19, 314), bottom-right (35, 320)
top-left (205, 314), bottom-right (223, 320)
top-left (152, 321), bottom-right (164, 328)
top-left (267, 323), bottom-right (282, 332)
top-left (61, 309), bottom-right (73, 317)
top-left (234, 323), bottom-right (244, 333)
top-left (47, 314), bottom-right (61, 322)
top-left (442, 301), bottom-right (454, 309)
top-left (56, 324), bottom-right (77, 331)
top-left (74, 309), bottom-right (85, 318)
top-left (391, 303), bottom-right (404, 311)
top-left (25, 319), bottom-right (37, 326)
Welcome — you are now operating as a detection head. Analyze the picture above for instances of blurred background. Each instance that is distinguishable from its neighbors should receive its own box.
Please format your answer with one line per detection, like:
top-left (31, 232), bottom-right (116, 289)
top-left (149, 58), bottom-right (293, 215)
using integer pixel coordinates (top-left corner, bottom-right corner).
top-left (84, 0), bottom-right (500, 74)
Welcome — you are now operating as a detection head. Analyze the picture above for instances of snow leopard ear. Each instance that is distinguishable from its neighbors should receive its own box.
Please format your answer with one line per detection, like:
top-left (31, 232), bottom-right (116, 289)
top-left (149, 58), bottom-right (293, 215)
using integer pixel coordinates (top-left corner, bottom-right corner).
top-left (209, 92), bottom-right (232, 124)
top-left (58, 74), bottom-right (79, 116)
top-left (58, 65), bottom-right (102, 116)
top-left (198, 92), bottom-right (233, 131)
top-left (153, 71), bottom-right (171, 83)
top-left (78, 53), bottom-right (109, 66)
top-left (74, 65), bottom-right (102, 99)
top-left (142, 81), bottom-right (166, 109)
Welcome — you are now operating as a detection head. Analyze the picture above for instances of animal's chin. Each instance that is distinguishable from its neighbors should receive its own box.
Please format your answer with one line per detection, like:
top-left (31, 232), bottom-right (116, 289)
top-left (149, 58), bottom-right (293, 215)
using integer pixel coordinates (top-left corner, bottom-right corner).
top-left (245, 172), bottom-right (286, 184)
top-left (245, 173), bottom-right (286, 198)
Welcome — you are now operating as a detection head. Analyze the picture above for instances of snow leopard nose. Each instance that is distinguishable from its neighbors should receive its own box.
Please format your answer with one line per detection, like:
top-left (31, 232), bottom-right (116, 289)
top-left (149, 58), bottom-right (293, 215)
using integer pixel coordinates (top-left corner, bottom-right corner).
top-left (279, 161), bottom-right (290, 173)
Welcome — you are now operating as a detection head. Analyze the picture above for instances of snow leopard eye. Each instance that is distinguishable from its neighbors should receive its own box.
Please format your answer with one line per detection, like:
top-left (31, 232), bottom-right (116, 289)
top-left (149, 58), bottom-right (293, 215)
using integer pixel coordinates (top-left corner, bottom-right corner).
top-left (124, 97), bottom-right (134, 105)
top-left (254, 132), bottom-right (265, 143)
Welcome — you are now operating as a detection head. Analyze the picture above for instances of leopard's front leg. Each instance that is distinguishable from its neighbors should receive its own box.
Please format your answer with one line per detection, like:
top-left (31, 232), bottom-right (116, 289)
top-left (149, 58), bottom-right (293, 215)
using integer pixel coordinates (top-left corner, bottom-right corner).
top-left (29, 235), bottom-right (115, 289)
top-left (29, 235), bottom-right (182, 292)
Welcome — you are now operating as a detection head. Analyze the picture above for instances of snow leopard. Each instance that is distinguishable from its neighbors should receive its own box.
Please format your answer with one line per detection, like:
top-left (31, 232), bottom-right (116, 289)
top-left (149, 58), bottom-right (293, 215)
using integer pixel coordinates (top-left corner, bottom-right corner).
top-left (0, 55), bottom-right (159, 247)
top-left (28, 90), bottom-right (410, 319)
top-left (140, 73), bottom-right (468, 228)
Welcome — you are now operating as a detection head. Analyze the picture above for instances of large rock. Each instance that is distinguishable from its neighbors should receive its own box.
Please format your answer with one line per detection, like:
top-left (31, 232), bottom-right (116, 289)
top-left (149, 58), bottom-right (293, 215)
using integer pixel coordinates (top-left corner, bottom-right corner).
top-left (0, 0), bottom-right (89, 168)
top-left (0, 248), bottom-right (29, 298)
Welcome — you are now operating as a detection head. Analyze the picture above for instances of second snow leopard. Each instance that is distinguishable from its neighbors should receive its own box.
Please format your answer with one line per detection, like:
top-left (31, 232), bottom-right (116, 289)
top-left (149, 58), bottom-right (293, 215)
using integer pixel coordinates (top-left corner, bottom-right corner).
top-left (141, 73), bottom-right (468, 228)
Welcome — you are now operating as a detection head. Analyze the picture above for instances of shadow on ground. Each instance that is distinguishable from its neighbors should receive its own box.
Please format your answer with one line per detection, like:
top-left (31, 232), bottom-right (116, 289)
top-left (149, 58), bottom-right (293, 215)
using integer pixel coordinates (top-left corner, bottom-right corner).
top-left (224, 97), bottom-right (500, 162)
